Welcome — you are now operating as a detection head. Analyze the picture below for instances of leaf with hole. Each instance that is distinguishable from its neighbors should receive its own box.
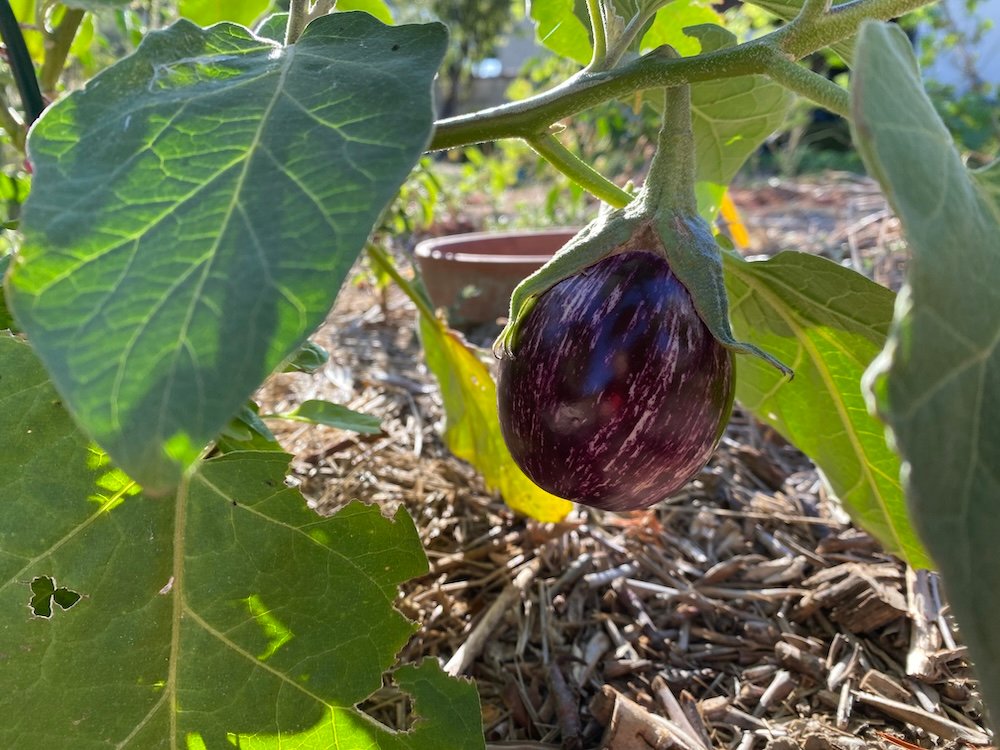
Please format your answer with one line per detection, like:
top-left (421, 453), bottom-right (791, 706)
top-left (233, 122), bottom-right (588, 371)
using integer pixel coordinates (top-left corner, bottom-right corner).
top-left (5, 14), bottom-right (446, 494)
top-left (0, 333), bottom-right (484, 749)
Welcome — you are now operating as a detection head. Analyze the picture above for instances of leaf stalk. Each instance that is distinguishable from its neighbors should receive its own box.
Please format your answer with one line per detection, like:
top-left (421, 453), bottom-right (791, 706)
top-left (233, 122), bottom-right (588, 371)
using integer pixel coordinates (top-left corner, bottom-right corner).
top-left (526, 132), bottom-right (632, 208)
top-left (584, 0), bottom-right (607, 70)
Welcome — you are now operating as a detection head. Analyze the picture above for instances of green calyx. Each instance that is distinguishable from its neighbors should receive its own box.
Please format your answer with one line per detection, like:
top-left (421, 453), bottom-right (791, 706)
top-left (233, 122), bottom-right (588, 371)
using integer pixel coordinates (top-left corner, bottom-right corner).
top-left (495, 79), bottom-right (791, 379)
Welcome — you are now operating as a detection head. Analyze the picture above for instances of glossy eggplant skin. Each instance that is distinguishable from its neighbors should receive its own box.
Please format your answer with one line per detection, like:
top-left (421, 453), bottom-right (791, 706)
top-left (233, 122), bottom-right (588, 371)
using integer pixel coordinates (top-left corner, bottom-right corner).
top-left (497, 250), bottom-right (734, 511)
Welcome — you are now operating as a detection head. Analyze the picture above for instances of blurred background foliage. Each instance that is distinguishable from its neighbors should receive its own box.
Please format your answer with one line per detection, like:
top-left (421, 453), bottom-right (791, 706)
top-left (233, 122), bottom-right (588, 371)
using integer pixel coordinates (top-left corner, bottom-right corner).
top-left (0, 0), bottom-right (994, 252)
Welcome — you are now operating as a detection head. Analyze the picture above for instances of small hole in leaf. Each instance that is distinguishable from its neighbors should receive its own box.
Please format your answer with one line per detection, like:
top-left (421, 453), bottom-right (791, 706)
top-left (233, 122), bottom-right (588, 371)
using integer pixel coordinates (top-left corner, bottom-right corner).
top-left (29, 576), bottom-right (82, 618)
top-left (391, 44), bottom-right (400, 51)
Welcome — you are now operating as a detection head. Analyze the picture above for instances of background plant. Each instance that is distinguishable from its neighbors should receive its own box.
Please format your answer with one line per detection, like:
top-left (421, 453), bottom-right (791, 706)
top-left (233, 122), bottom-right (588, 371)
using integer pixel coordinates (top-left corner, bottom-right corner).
top-left (0, 0), bottom-right (997, 747)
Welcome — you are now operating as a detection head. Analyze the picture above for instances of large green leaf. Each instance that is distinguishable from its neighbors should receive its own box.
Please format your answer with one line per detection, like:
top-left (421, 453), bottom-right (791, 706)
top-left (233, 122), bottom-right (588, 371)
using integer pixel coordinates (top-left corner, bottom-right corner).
top-left (5, 14), bottom-right (447, 494)
top-left (723, 251), bottom-right (930, 566)
top-left (852, 22), bottom-right (1000, 711)
top-left (0, 333), bottom-right (484, 749)
top-left (528, 0), bottom-right (592, 65)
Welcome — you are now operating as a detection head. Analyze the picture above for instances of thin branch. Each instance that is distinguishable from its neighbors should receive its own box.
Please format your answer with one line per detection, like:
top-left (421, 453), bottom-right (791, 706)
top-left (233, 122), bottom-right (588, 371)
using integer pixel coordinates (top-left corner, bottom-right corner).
top-left (764, 54), bottom-right (850, 118)
top-left (429, 0), bottom-right (935, 152)
top-left (364, 243), bottom-right (438, 324)
top-left (527, 131), bottom-right (632, 207)
top-left (38, 7), bottom-right (84, 96)
top-left (430, 43), bottom-right (771, 150)
top-left (0, 90), bottom-right (24, 151)
top-left (584, 0), bottom-right (607, 70)
top-left (773, 0), bottom-right (927, 58)
top-left (602, 0), bottom-right (675, 70)
top-left (0, 0), bottom-right (44, 125)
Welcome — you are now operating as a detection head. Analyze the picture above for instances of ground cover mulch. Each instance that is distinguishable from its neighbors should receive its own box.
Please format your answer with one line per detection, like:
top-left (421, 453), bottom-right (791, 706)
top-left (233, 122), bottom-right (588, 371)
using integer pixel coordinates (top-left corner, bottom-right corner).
top-left (256, 174), bottom-right (990, 750)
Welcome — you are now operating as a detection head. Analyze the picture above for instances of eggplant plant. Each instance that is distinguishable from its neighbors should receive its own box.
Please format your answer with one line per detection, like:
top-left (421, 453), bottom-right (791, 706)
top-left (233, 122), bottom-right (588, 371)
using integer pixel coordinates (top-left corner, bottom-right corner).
top-left (0, 0), bottom-right (997, 747)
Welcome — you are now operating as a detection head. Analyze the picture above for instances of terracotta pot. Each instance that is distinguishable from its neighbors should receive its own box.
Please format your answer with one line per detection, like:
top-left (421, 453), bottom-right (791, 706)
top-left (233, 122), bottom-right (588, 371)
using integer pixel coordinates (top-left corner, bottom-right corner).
top-left (414, 229), bottom-right (578, 325)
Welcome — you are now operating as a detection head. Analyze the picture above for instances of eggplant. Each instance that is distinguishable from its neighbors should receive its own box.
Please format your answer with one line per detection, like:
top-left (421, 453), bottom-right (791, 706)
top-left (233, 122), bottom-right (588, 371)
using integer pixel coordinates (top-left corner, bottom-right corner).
top-left (497, 250), bottom-right (734, 511)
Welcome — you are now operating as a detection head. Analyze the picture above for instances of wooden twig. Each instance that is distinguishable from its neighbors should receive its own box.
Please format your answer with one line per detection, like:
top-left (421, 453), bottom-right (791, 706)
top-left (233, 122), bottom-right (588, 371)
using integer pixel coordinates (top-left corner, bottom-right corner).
top-left (854, 691), bottom-right (991, 745)
top-left (444, 560), bottom-right (540, 676)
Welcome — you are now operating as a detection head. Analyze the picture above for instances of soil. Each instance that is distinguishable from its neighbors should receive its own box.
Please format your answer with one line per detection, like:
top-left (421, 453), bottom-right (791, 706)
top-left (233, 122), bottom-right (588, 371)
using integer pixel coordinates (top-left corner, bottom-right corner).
top-left (255, 174), bottom-right (990, 750)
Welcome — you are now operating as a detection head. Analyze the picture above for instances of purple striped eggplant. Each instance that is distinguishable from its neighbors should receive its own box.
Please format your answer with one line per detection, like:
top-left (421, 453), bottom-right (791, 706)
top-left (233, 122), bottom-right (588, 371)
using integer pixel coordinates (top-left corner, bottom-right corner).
top-left (497, 250), bottom-right (735, 511)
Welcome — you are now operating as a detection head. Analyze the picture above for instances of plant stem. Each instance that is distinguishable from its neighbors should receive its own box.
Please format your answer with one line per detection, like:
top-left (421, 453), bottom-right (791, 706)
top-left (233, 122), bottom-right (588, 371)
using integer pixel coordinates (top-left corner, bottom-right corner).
top-left (0, 0), bottom-right (44, 125)
top-left (0, 92), bottom-right (24, 151)
top-left (642, 82), bottom-right (697, 216)
top-left (584, 0), bottom-right (607, 70)
top-left (602, 0), bottom-right (674, 69)
top-left (284, 0), bottom-right (309, 45)
top-left (365, 243), bottom-right (438, 324)
top-left (774, 0), bottom-right (926, 58)
top-left (429, 0), bottom-right (933, 151)
top-left (38, 7), bottom-right (84, 96)
top-left (430, 44), bottom-right (769, 150)
top-left (797, 0), bottom-right (832, 24)
top-left (527, 132), bottom-right (632, 208)
top-left (764, 54), bottom-right (850, 118)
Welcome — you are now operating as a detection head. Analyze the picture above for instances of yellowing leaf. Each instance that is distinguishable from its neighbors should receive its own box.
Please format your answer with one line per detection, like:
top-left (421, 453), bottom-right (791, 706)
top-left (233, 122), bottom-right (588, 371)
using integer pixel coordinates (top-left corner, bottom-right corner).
top-left (418, 317), bottom-right (572, 522)
top-left (720, 191), bottom-right (750, 248)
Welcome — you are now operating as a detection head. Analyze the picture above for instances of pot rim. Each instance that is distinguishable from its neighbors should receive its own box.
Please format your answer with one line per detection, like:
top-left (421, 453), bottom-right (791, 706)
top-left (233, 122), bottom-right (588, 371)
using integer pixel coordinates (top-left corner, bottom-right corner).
top-left (413, 228), bottom-right (580, 260)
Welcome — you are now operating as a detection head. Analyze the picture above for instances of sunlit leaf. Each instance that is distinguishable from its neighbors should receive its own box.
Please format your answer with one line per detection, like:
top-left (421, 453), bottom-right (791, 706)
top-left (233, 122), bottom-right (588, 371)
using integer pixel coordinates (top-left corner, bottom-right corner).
top-left (852, 21), bottom-right (1000, 711)
top-left (274, 400), bottom-right (382, 434)
top-left (337, 0), bottom-right (394, 24)
top-left (178, 0), bottom-right (272, 27)
top-left (6, 14), bottom-right (446, 493)
top-left (418, 318), bottom-right (573, 522)
top-left (724, 251), bottom-right (930, 566)
top-left (0, 333), bottom-right (483, 749)
top-left (528, 0), bottom-right (718, 66)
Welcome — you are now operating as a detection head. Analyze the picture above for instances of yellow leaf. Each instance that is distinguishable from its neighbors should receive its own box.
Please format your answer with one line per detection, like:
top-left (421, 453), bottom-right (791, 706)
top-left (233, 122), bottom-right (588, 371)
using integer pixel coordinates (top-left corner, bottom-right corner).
top-left (418, 316), bottom-right (572, 522)
top-left (720, 190), bottom-right (751, 249)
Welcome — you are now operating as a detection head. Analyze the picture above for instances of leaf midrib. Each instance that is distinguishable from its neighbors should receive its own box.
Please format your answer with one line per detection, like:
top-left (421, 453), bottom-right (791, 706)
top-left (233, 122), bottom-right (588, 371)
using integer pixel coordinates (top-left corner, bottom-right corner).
top-left (726, 261), bottom-right (908, 556)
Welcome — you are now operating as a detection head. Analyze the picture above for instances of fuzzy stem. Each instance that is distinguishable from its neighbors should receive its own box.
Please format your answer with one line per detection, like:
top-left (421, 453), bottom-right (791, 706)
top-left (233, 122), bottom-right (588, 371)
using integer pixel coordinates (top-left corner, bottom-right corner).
top-left (774, 0), bottom-right (926, 58)
top-left (0, 0), bottom-right (44, 125)
top-left (38, 7), bottom-right (84, 96)
top-left (527, 132), bottom-right (632, 208)
top-left (797, 0), bottom-right (833, 23)
top-left (429, 0), bottom-right (934, 151)
top-left (284, 0), bottom-right (310, 45)
top-left (584, 0), bottom-right (607, 70)
top-left (764, 54), bottom-right (850, 118)
top-left (642, 82), bottom-right (697, 216)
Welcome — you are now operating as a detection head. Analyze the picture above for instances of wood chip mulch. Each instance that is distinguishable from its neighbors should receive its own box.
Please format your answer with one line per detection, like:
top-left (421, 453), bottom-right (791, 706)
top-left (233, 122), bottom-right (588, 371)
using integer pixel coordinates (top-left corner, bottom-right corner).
top-left (255, 175), bottom-right (991, 750)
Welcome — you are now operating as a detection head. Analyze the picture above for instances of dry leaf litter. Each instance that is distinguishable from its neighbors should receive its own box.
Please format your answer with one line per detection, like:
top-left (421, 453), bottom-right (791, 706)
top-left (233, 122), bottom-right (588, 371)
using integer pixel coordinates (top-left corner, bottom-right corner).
top-left (255, 175), bottom-right (989, 750)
